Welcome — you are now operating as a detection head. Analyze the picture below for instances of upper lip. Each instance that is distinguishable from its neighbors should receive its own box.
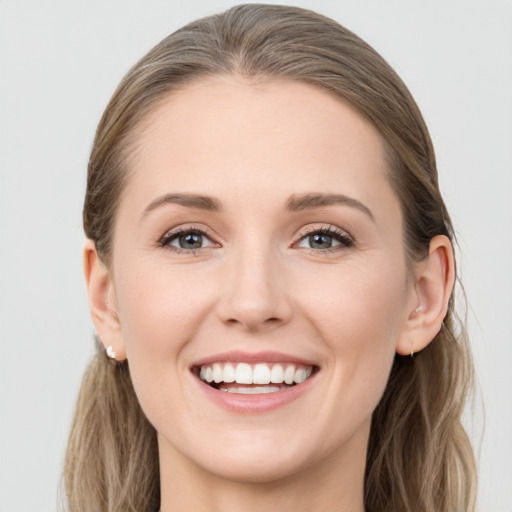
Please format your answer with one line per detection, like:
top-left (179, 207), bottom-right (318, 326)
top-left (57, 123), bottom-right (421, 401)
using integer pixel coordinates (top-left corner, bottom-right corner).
top-left (191, 350), bottom-right (318, 368)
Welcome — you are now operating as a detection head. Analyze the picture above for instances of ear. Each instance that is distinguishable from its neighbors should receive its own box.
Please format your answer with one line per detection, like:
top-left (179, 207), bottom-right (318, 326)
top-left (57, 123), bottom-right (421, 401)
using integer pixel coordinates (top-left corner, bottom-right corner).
top-left (83, 239), bottom-right (126, 361)
top-left (396, 235), bottom-right (455, 356)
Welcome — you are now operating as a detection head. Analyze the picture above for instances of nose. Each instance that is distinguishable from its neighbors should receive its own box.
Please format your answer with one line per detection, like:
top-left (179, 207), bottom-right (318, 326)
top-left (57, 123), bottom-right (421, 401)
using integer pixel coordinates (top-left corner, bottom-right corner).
top-left (216, 244), bottom-right (293, 333)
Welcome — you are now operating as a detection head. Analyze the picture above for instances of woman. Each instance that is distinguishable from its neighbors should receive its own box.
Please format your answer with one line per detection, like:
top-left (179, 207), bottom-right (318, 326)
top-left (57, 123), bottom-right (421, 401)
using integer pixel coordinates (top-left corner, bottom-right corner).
top-left (64, 4), bottom-right (476, 511)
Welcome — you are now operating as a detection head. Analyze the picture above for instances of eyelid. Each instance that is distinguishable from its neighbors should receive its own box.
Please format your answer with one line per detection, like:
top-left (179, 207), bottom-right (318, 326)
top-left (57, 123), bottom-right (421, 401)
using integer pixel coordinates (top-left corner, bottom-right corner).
top-left (293, 224), bottom-right (355, 251)
top-left (158, 225), bottom-right (220, 252)
top-left (157, 223), bottom-right (354, 254)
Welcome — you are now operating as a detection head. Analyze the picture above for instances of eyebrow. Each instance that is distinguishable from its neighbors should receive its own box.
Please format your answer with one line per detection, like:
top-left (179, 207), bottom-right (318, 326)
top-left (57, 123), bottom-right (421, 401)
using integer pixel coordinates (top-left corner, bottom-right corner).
top-left (285, 193), bottom-right (375, 221)
top-left (141, 193), bottom-right (223, 218)
top-left (141, 191), bottom-right (374, 221)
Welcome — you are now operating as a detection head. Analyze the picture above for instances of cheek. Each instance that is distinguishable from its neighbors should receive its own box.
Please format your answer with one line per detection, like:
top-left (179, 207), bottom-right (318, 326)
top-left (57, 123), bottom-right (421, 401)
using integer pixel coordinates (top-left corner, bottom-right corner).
top-left (112, 260), bottom-right (217, 426)
top-left (291, 258), bottom-right (408, 414)
top-left (293, 257), bottom-right (408, 351)
top-left (114, 259), bottom-right (216, 366)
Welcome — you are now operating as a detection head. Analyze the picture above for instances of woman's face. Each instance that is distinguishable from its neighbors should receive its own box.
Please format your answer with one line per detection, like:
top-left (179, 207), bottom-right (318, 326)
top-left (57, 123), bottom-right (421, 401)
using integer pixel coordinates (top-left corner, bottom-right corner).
top-left (108, 77), bottom-right (416, 482)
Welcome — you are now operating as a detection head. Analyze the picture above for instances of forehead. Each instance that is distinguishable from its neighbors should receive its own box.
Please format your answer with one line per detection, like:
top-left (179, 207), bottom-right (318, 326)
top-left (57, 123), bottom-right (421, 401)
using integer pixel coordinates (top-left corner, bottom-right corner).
top-left (124, 76), bottom-right (396, 216)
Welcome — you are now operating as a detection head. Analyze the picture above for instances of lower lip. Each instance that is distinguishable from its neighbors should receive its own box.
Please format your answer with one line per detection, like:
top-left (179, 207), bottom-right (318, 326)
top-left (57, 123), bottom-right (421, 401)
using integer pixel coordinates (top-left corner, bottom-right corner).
top-left (194, 374), bottom-right (317, 413)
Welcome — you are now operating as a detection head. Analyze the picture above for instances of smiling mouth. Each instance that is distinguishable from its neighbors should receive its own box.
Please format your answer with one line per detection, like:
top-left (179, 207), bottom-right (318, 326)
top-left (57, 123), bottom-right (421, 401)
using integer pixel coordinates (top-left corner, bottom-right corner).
top-left (194, 362), bottom-right (316, 394)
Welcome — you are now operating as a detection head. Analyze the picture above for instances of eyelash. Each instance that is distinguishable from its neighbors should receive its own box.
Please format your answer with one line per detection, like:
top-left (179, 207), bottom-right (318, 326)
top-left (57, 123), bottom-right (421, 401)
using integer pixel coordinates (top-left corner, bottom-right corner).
top-left (158, 224), bottom-right (354, 255)
top-left (294, 225), bottom-right (354, 253)
top-left (158, 226), bottom-right (216, 255)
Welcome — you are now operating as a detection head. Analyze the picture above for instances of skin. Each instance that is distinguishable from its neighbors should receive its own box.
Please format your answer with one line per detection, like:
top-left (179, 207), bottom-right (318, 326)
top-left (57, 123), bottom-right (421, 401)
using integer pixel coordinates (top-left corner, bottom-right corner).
top-left (85, 76), bottom-right (454, 512)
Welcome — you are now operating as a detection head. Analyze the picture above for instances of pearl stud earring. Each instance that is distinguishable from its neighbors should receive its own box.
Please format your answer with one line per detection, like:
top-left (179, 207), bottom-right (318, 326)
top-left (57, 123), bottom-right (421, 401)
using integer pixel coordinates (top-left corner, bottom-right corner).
top-left (106, 345), bottom-right (117, 360)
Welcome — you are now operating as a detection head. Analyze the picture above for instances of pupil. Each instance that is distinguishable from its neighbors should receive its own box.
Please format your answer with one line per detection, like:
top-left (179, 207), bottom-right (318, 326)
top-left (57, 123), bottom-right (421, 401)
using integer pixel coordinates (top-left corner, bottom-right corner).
top-left (180, 233), bottom-right (202, 249)
top-left (310, 233), bottom-right (332, 249)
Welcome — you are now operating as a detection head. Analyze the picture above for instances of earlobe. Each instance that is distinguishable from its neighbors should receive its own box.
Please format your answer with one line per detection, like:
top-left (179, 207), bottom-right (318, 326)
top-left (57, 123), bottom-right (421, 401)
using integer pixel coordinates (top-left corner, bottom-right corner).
top-left (396, 235), bottom-right (455, 356)
top-left (83, 239), bottom-right (126, 361)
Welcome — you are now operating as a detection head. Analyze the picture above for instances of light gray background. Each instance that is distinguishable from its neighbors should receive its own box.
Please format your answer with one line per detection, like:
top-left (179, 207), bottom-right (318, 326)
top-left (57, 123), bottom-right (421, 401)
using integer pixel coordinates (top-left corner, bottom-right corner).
top-left (1, 1), bottom-right (511, 511)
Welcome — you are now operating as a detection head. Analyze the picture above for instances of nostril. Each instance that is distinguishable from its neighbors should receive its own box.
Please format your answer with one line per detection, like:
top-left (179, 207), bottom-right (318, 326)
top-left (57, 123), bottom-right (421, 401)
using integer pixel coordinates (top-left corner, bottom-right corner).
top-left (216, 271), bottom-right (294, 331)
top-left (223, 315), bottom-right (283, 331)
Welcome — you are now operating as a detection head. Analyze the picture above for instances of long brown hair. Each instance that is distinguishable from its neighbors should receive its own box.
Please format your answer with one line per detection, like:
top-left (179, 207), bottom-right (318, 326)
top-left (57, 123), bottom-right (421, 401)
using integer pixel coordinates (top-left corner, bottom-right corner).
top-left (64, 4), bottom-right (476, 511)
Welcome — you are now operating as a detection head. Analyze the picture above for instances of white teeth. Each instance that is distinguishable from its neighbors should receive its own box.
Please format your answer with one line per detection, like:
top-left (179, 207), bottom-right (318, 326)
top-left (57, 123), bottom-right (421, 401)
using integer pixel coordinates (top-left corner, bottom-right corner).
top-left (220, 385), bottom-right (282, 394)
top-left (222, 363), bottom-right (235, 383)
top-left (235, 363), bottom-right (253, 384)
top-left (197, 361), bottom-right (314, 387)
top-left (284, 364), bottom-right (295, 385)
top-left (212, 363), bottom-right (223, 383)
top-left (270, 364), bottom-right (284, 383)
top-left (253, 363), bottom-right (271, 384)
top-left (294, 368), bottom-right (307, 384)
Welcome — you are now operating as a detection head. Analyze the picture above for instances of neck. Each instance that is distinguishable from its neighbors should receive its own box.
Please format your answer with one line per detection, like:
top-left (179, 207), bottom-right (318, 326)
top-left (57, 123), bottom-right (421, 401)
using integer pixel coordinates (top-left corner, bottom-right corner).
top-left (158, 432), bottom-right (367, 512)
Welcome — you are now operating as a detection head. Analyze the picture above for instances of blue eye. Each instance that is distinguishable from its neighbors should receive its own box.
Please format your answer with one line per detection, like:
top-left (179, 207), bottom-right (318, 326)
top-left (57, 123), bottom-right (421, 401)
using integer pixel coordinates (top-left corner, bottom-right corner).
top-left (296, 227), bottom-right (353, 251)
top-left (160, 228), bottom-right (216, 252)
top-left (307, 233), bottom-right (338, 249)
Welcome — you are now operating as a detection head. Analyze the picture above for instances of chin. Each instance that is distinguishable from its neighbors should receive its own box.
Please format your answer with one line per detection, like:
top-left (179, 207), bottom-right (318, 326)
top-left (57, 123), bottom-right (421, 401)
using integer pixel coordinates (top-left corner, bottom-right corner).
top-left (201, 449), bottom-right (313, 484)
